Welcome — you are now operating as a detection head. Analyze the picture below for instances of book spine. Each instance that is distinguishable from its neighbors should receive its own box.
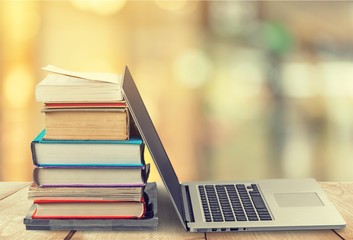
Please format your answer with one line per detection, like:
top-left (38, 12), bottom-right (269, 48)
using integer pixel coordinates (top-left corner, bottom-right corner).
top-left (33, 168), bottom-right (40, 186)
top-left (31, 130), bottom-right (46, 166)
top-left (30, 141), bottom-right (39, 166)
top-left (139, 195), bottom-right (147, 219)
top-left (142, 164), bottom-right (150, 183)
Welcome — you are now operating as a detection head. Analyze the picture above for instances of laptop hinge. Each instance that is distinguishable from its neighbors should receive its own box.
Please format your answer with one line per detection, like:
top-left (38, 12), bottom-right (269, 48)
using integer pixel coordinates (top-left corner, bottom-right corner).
top-left (181, 185), bottom-right (195, 223)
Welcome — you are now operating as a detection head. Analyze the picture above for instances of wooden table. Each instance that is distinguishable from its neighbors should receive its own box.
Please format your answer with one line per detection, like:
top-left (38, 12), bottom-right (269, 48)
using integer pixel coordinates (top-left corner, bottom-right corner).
top-left (0, 182), bottom-right (352, 240)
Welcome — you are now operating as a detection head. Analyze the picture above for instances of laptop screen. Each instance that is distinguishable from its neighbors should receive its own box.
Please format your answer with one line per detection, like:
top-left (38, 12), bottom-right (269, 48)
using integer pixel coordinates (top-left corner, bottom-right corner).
top-left (121, 67), bottom-right (185, 221)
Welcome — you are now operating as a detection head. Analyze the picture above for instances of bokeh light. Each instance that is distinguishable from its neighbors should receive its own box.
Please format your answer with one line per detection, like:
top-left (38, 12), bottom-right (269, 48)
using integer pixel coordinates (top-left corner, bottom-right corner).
top-left (71, 0), bottom-right (127, 16)
top-left (4, 64), bottom-right (35, 109)
top-left (172, 48), bottom-right (213, 88)
top-left (1, 1), bottom-right (353, 182)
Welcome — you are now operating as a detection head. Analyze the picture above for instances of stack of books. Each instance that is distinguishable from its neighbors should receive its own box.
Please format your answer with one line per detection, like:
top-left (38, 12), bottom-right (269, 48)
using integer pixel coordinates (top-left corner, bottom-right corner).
top-left (24, 66), bottom-right (158, 231)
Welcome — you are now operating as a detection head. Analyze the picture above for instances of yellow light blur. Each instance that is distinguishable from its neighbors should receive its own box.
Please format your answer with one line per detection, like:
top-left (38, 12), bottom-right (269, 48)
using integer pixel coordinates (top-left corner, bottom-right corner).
top-left (1, 1), bottom-right (40, 45)
top-left (155, 0), bottom-right (187, 11)
top-left (172, 48), bottom-right (213, 88)
top-left (71, 0), bottom-right (127, 16)
top-left (3, 64), bottom-right (35, 109)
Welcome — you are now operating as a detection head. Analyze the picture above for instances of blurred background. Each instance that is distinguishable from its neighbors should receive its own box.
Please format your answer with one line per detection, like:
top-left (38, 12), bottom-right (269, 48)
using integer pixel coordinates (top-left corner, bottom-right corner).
top-left (1, 1), bottom-right (353, 182)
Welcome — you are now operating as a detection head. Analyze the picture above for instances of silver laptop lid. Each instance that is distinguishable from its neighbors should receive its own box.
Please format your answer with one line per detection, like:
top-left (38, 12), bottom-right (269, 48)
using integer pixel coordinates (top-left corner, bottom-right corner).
top-left (121, 66), bottom-right (186, 224)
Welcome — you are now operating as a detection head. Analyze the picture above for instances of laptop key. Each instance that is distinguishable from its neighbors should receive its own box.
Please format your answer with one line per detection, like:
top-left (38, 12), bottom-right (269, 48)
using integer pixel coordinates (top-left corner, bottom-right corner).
top-left (225, 217), bottom-right (235, 221)
top-left (214, 218), bottom-right (224, 222)
top-left (236, 216), bottom-right (247, 221)
top-left (260, 216), bottom-right (272, 221)
top-left (251, 195), bottom-right (266, 209)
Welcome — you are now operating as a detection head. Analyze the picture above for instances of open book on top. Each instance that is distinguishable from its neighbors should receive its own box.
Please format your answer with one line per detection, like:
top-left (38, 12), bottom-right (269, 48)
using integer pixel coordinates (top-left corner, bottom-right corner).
top-left (35, 65), bottom-right (123, 103)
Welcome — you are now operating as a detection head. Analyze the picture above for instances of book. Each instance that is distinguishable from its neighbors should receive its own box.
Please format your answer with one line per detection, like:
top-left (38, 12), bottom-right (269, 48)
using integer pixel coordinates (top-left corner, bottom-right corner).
top-left (44, 102), bottom-right (126, 109)
top-left (31, 130), bottom-right (144, 167)
top-left (28, 183), bottom-right (145, 202)
top-left (26, 65), bottom-right (157, 230)
top-left (32, 200), bottom-right (146, 219)
top-left (24, 182), bottom-right (158, 231)
top-left (35, 65), bottom-right (123, 103)
top-left (43, 107), bottom-right (129, 140)
top-left (33, 165), bottom-right (150, 187)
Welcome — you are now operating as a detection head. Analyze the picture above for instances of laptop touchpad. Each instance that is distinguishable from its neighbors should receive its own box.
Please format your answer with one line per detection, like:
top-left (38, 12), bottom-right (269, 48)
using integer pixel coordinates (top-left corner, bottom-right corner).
top-left (274, 193), bottom-right (324, 207)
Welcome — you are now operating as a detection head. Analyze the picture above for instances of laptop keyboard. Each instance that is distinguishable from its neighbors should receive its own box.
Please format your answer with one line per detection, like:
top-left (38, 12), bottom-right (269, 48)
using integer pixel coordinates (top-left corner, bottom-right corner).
top-left (198, 184), bottom-right (272, 222)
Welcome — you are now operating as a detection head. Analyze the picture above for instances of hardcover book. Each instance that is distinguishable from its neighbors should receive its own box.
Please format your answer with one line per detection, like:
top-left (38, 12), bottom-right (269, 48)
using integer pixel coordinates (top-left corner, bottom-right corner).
top-left (43, 107), bottom-right (130, 140)
top-left (32, 200), bottom-right (146, 219)
top-left (31, 130), bottom-right (144, 167)
top-left (33, 164), bottom-right (150, 187)
top-left (28, 183), bottom-right (145, 202)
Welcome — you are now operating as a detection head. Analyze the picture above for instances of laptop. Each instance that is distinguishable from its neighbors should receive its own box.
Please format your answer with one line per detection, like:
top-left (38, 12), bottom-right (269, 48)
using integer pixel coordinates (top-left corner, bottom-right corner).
top-left (121, 66), bottom-right (346, 232)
